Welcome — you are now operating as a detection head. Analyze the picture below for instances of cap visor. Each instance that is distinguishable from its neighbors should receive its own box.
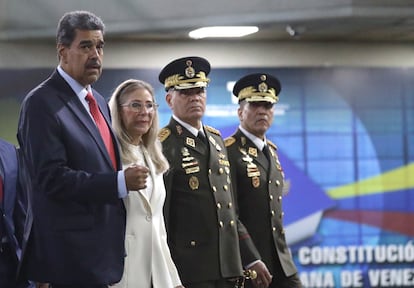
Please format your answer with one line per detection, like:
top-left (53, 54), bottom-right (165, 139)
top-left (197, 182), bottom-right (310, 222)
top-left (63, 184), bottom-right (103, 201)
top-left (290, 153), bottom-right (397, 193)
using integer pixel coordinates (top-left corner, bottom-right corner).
top-left (245, 95), bottom-right (277, 103)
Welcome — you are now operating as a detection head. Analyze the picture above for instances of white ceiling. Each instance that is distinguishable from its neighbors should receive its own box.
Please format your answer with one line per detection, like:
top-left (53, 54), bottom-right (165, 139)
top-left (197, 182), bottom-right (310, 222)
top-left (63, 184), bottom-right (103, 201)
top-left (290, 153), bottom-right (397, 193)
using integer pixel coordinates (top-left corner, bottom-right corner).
top-left (1, 0), bottom-right (414, 42)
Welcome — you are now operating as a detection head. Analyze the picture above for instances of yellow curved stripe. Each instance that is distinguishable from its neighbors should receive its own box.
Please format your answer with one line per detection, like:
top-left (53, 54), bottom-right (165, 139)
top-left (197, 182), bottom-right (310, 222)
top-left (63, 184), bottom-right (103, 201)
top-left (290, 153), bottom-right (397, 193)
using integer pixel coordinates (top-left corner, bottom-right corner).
top-left (328, 163), bottom-right (414, 199)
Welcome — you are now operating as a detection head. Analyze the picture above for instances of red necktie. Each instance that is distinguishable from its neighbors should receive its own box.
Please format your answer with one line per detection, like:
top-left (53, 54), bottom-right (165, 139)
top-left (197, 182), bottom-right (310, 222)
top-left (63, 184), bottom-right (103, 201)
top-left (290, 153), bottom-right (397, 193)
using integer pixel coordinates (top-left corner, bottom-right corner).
top-left (85, 92), bottom-right (117, 170)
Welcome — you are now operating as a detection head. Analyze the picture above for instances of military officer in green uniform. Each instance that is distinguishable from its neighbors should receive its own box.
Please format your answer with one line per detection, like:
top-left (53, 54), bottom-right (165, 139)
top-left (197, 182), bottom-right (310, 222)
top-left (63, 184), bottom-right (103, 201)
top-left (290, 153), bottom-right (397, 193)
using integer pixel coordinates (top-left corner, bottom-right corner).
top-left (158, 57), bottom-right (267, 288)
top-left (225, 73), bottom-right (303, 288)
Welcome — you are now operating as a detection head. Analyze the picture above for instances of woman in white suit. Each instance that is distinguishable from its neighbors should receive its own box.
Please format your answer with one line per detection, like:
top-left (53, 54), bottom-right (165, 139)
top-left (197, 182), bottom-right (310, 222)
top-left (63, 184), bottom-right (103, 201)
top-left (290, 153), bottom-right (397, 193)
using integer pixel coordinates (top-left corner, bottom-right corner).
top-left (109, 79), bottom-right (183, 288)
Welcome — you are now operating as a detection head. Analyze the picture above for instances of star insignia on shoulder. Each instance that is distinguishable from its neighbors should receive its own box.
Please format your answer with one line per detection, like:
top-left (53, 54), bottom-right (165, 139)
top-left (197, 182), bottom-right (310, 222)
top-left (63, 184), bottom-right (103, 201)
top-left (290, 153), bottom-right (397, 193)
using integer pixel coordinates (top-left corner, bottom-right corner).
top-left (158, 128), bottom-right (171, 142)
top-left (205, 125), bottom-right (221, 136)
top-left (224, 137), bottom-right (236, 147)
top-left (267, 140), bottom-right (277, 151)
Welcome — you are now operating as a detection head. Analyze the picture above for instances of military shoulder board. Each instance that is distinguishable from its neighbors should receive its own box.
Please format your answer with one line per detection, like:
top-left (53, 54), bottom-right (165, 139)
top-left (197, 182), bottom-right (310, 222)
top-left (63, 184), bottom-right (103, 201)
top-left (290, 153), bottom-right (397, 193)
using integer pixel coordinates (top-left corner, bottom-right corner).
top-left (224, 137), bottom-right (236, 147)
top-left (158, 128), bottom-right (171, 142)
top-left (205, 125), bottom-right (221, 136)
top-left (267, 140), bottom-right (278, 151)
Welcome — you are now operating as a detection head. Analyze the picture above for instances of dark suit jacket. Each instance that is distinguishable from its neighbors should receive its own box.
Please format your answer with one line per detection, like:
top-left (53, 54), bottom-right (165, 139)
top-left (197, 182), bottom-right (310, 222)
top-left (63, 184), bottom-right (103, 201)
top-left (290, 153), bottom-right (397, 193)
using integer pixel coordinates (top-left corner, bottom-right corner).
top-left (0, 139), bottom-right (31, 287)
top-left (17, 70), bottom-right (126, 285)
top-left (159, 118), bottom-right (259, 284)
top-left (225, 129), bottom-right (298, 279)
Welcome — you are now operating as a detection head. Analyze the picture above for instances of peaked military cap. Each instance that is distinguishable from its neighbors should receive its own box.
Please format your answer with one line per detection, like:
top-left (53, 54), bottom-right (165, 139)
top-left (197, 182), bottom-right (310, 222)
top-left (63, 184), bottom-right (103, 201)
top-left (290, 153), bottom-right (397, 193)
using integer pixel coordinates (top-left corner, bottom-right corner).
top-left (159, 56), bottom-right (211, 91)
top-left (233, 73), bottom-right (281, 104)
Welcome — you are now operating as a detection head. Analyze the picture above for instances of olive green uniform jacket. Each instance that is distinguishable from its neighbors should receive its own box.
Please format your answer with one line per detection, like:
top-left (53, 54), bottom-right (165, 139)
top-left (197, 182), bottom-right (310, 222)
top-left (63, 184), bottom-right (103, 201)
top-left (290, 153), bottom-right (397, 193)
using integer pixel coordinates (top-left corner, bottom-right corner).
top-left (225, 129), bottom-right (298, 280)
top-left (159, 118), bottom-right (260, 284)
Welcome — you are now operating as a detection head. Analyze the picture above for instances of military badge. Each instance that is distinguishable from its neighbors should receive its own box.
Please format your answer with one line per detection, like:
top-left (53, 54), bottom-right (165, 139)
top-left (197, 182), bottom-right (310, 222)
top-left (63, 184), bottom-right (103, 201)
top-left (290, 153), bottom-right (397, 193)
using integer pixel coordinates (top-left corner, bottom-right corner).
top-left (189, 176), bottom-right (199, 190)
top-left (241, 137), bottom-right (246, 146)
top-left (176, 125), bottom-right (183, 135)
top-left (185, 167), bottom-right (200, 174)
top-left (185, 60), bottom-right (195, 78)
top-left (181, 147), bottom-right (190, 156)
top-left (241, 148), bottom-right (260, 178)
top-left (186, 137), bottom-right (195, 147)
top-left (248, 147), bottom-right (258, 157)
top-left (181, 149), bottom-right (200, 174)
top-left (252, 176), bottom-right (260, 188)
top-left (258, 81), bottom-right (268, 93)
top-left (219, 159), bottom-right (230, 166)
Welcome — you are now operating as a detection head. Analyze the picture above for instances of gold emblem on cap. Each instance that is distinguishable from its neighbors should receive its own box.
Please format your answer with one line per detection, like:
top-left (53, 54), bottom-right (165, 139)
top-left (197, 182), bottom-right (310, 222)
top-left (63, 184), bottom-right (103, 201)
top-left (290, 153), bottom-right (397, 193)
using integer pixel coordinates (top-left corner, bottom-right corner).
top-left (258, 82), bottom-right (268, 93)
top-left (189, 176), bottom-right (199, 190)
top-left (260, 74), bottom-right (267, 81)
top-left (185, 60), bottom-right (195, 78)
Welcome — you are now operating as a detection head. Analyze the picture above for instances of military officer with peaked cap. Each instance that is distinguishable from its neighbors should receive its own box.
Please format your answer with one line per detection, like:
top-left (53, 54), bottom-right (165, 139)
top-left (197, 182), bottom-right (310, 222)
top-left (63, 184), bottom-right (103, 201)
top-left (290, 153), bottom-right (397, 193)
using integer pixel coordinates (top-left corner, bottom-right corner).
top-left (225, 73), bottom-right (303, 288)
top-left (158, 57), bottom-right (267, 288)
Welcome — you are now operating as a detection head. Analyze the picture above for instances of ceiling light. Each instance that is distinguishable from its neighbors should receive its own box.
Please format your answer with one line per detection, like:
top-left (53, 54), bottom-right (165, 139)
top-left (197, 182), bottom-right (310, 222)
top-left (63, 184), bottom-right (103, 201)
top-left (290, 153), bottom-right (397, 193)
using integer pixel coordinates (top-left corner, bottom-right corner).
top-left (189, 26), bottom-right (259, 39)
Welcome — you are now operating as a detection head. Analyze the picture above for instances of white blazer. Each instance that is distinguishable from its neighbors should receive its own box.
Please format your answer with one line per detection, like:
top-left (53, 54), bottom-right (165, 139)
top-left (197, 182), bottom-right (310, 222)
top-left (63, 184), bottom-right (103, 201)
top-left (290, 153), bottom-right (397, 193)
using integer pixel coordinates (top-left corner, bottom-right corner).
top-left (113, 147), bottom-right (182, 288)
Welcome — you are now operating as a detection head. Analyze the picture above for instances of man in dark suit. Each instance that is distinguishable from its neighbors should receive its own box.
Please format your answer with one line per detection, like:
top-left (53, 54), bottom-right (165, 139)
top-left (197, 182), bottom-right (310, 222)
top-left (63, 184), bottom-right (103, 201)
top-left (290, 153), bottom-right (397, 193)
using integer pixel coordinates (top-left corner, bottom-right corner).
top-left (17, 11), bottom-right (148, 288)
top-left (0, 138), bottom-right (33, 288)
top-left (225, 73), bottom-right (303, 288)
top-left (158, 56), bottom-right (268, 288)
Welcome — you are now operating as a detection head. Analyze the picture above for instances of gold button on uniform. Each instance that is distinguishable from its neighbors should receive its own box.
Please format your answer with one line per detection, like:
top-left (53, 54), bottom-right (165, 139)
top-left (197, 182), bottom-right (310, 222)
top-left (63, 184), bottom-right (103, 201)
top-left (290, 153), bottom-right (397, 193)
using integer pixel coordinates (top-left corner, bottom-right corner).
top-left (212, 186), bottom-right (217, 192)
top-left (228, 202), bottom-right (233, 209)
top-left (217, 203), bottom-right (222, 209)
top-left (219, 221), bottom-right (224, 228)
top-left (190, 241), bottom-right (196, 247)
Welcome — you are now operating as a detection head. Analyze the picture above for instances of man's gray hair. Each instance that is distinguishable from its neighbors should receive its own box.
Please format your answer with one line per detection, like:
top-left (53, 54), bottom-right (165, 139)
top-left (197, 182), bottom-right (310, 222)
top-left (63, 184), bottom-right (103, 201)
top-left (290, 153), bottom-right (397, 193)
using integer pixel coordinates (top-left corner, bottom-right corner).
top-left (56, 10), bottom-right (105, 46)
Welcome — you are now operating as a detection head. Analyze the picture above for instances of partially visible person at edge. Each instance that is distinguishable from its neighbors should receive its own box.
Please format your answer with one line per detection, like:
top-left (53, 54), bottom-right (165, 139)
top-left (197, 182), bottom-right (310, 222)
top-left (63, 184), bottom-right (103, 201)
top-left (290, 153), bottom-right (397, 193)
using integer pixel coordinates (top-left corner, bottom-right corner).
top-left (157, 56), bottom-right (270, 288)
top-left (0, 138), bottom-right (34, 288)
top-left (225, 73), bottom-right (303, 288)
top-left (17, 11), bottom-right (148, 288)
top-left (108, 79), bottom-right (184, 288)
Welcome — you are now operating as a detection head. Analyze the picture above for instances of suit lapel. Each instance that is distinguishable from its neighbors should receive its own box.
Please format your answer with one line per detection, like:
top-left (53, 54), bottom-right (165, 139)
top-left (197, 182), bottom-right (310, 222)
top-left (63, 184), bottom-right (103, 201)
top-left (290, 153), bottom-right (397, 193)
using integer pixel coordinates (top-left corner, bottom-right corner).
top-left (51, 72), bottom-right (116, 169)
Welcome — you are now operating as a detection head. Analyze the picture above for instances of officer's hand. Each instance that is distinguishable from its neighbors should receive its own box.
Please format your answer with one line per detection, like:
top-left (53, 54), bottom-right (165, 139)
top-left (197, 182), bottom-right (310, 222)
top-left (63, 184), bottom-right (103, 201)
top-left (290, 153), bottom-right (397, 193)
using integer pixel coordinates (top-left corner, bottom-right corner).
top-left (250, 260), bottom-right (272, 288)
top-left (124, 164), bottom-right (149, 191)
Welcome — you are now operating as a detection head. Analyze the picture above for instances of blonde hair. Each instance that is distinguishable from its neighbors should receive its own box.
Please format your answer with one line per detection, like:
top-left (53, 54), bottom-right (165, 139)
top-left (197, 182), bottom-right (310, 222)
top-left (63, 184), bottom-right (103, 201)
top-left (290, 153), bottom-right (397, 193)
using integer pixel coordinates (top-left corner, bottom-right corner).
top-left (108, 79), bottom-right (169, 173)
